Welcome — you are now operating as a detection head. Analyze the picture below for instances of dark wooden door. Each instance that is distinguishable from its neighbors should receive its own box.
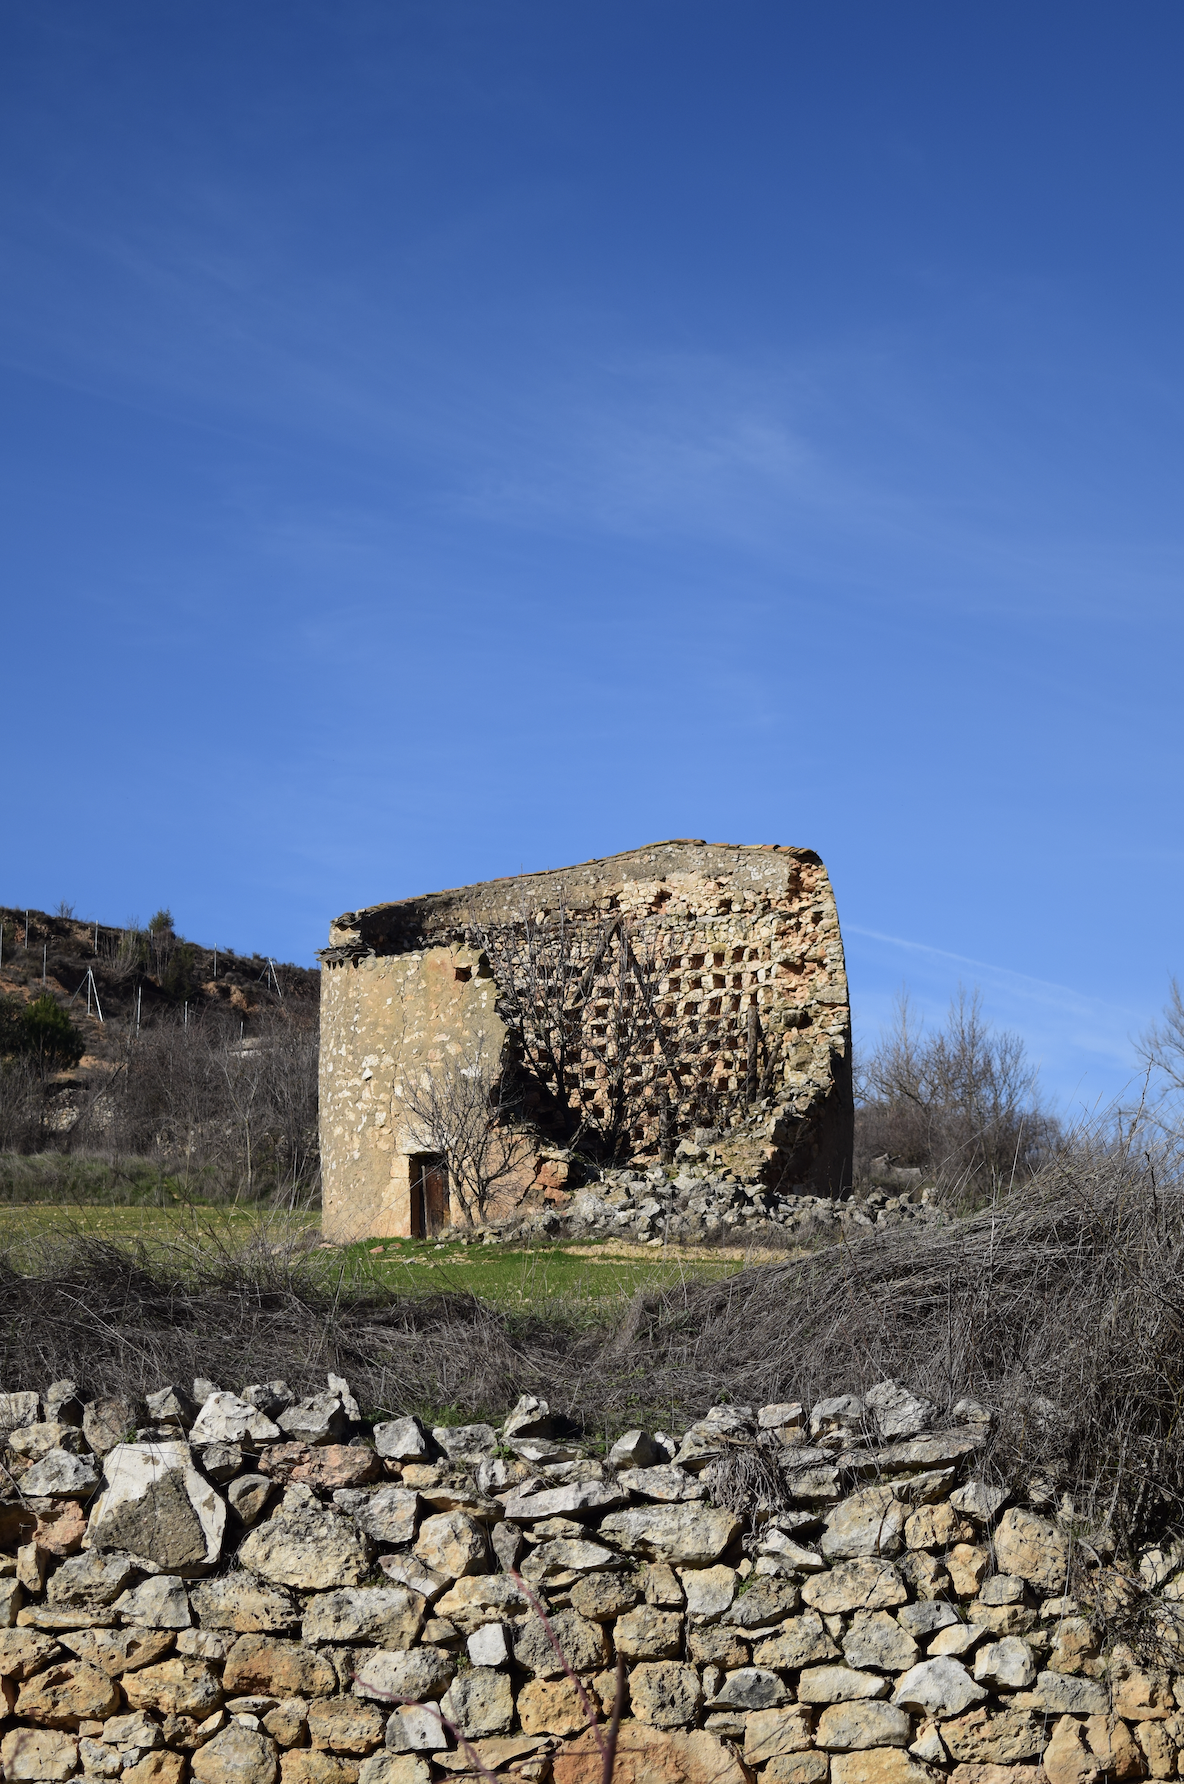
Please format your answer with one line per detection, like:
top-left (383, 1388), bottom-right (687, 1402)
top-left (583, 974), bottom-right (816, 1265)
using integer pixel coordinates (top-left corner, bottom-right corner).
top-left (411, 1155), bottom-right (449, 1237)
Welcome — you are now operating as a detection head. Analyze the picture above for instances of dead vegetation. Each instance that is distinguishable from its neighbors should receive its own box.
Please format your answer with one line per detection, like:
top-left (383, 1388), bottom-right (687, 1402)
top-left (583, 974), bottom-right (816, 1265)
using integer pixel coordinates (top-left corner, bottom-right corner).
top-left (3, 1121), bottom-right (1184, 1556)
top-left (854, 986), bottom-right (1060, 1200)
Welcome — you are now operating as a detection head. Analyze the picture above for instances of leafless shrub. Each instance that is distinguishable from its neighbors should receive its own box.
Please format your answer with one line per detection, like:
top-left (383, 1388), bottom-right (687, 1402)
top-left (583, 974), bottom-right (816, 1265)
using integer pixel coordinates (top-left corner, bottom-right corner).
top-left (7, 1116), bottom-right (1184, 1553)
top-left (1137, 978), bottom-right (1184, 1130)
top-left (706, 1429), bottom-right (794, 1522)
top-left (394, 1035), bottom-right (533, 1224)
top-left (855, 986), bottom-right (1058, 1197)
top-left (0, 1229), bottom-right (578, 1418)
top-left (0, 1056), bottom-right (46, 1151)
top-left (68, 1004), bottom-right (320, 1202)
top-left (627, 1123), bottom-right (1184, 1553)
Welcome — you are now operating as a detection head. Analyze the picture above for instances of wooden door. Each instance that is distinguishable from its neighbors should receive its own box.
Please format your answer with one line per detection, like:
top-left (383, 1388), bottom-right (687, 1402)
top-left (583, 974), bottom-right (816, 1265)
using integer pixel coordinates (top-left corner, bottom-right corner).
top-left (411, 1155), bottom-right (449, 1237)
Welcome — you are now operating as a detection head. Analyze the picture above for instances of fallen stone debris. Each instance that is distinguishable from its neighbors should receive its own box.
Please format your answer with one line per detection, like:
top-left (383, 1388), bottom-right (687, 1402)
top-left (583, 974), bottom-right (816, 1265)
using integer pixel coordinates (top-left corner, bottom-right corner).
top-left (1, 1375), bottom-right (1179, 1784)
top-left (471, 1140), bottom-right (936, 1248)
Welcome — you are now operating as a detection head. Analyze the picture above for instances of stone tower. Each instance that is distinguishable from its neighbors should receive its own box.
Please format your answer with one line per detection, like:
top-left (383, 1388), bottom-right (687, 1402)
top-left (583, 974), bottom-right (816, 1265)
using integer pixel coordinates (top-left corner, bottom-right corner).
top-left (318, 841), bottom-right (852, 1241)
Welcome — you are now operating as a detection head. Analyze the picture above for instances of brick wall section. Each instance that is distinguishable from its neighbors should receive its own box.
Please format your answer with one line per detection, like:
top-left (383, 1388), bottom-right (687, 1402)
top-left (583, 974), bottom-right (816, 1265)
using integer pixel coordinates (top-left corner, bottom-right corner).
top-left (319, 842), bottom-right (852, 1243)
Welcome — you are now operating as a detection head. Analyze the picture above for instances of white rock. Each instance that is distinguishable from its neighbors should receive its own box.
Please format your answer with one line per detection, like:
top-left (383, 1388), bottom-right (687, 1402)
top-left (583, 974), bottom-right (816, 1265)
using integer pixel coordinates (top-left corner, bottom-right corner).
top-left (433, 1575), bottom-right (530, 1633)
top-left (973, 1638), bottom-right (1036, 1689)
top-left (467, 1622), bottom-right (509, 1667)
top-left (383, 1705), bottom-right (444, 1752)
top-left (500, 1481), bottom-right (625, 1522)
top-left (145, 1386), bottom-right (196, 1428)
top-left (0, 1391), bottom-right (41, 1434)
top-left (865, 1382), bottom-right (936, 1441)
top-left (276, 1394), bottom-right (346, 1445)
top-left (822, 1488), bottom-right (907, 1560)
top-left (502, 1396), bottom-right (557, 1440)
top-left (810, 1396), bottom-right (866, 1444)
top-left (438, 1667), bottom-right (514, 1738)
top-left (897, 1602), bottom-right (959, 1638)
top-left (608, 1430), bottom-right (664, 1469)
top-left (88, 1442), bottom-right (225, 1574)
top-left (679, 1565), bottom-right (737, 1619)
top-left (360, 1757), bottom-right (432, 1784)
top-left (78, 1737), bottom-right (121, 1777)
top-left (928, 1624), bottom-right (987, 1658)
top-left (0, 1728), bottom-right (78, 1781)
top-left (346, 1487), bottom-right (419, 1547)
top-left (238, 1503), bottom-right (372, 1590)
top-left (1021, 1671), bottom-right (1109, 1714)
top-left (240, 1383), bottom-right (293, 1419)
top-left (615, 1465), bottom-right (705, 1503)
top-left (413, 1512), bottom-right (488, 1580)
top-left (817, 1701), bottom-right (913, 1750)
top-left (113, 1576), bottom-right (192, 1628)
top-left (909, 1725), bottom-right (947, 1764)
top-left (949, 1481), bottom-right (1009, 1522)
top-left (353, 1646), bottom-right (455, 1703)
top-left (326, 1373), bottom-right (360, 1422)
top-left (758, 1402), bottom-right (805, 1432)
top-left (892, 1659), bottom-right (988, 1718)
top-left (842, 1611), bottom-right (919, 1673)
top-left (378, 1555), bottom-right (448, 1602)
top-left (744, 1706), bottom-right (815, 1766)
top-left (373, 1418), bottom-right (428, 1462)
top-left (431, 1424), bottom-right (498, 1462)
top-left (598, 1505), bottom-right (742, 1565)
top-left (802, 1560), bottom-right (908, 1615)
top-left (301, 1586), bottom-right (425, 1649)
top-left (524, 1541), bottom-right (624, 1584)
top-left (975, 1573), bottom-right (1025, 1607)
top-left (798, 1666), bottom-right (891, 1706)
top-left (758, 1531), bottom-right (827, 1569)
top-left (709, 1667), bottom-right (787, 1709)
top-left (190, 1394), bottom-right (280, 1447)
top-left (20, 1450), bottom-right (100, 1497)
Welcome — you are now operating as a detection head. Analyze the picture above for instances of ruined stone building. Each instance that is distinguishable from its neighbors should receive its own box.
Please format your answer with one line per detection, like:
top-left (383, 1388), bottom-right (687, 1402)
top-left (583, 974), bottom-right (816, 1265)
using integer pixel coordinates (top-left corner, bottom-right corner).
top-left (318, 841), bottom-right (852, 1241)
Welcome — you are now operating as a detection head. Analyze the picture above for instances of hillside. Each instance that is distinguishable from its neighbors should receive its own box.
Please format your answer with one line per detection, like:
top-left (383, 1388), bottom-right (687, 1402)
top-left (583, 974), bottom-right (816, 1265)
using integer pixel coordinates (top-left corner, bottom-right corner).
top-left (0, 909), bottom-right (320, 1186)
top-left (0, 905), bottom-right (317, 1059)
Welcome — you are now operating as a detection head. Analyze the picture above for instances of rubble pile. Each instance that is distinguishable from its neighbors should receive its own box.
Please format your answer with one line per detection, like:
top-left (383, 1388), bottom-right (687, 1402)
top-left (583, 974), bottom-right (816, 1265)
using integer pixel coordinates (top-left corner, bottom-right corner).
top-left (1, 1375), bottom-right (1176, 1784)
top-left (486, 1141), bottom-right (934, 1247)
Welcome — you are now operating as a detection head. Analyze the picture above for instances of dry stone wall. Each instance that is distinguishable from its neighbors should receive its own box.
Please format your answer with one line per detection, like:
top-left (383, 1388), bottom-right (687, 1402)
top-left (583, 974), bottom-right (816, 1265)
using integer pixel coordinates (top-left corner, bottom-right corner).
top-left (319, 842), bottom-right (853, 1243)
top-left (3, 1377), bottom-right (1181, 1784)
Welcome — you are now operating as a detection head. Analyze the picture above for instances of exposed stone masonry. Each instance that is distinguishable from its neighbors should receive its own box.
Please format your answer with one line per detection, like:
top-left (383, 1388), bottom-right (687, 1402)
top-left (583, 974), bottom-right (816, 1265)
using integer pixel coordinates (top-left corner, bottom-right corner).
top-left (319, 843), bottom-right (853, 1243)
top-left (3, 1374), bottom-right (1181, 1784)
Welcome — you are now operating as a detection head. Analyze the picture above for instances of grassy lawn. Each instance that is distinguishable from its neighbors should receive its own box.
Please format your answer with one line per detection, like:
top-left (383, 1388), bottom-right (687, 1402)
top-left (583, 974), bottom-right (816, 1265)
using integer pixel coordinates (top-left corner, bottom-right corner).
top-left (0, 1199), bottom-right (751, 1313)
top-left (331, 1232), bottom-right (748, 1308)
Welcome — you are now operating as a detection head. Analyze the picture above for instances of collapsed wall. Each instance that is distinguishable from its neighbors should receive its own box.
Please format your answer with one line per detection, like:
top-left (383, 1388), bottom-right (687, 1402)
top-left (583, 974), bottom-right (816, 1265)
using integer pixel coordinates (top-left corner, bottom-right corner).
top-left (318, 841), bottom-right (853, 1242)
top-left (0, 1375), bottom-right (1175, 1784)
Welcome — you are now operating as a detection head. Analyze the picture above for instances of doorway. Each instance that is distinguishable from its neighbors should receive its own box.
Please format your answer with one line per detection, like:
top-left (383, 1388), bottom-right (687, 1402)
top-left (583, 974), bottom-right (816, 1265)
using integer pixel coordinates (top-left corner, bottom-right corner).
top-left (410, 1154), bottom-right (449, 1237)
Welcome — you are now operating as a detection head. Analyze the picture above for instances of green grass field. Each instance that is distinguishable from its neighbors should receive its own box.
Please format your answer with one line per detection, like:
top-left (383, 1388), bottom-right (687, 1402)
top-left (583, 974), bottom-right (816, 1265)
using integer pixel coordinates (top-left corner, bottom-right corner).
top-left (0, 1198), bottom-right (750, 1313)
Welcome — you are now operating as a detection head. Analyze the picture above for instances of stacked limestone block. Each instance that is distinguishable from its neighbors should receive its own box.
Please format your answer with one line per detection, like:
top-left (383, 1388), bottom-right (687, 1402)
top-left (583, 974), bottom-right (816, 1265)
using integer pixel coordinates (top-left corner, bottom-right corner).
top-left (2, 1378), bottom-right (1181, 1784)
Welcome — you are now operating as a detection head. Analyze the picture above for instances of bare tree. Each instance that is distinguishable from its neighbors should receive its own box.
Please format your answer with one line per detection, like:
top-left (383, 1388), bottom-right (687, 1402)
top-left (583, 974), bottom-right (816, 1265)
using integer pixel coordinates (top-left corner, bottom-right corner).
top-left (470, 893), bottom-right (675, 1163)
top-left (1137, 977), bottom-right (1184, 1118)
top-left (66, 1002), bottom-right (320, 1204)
top-left (856, 985), bottom-right (1056, 1190)
top-left (395, 1035), bottom-right (532, 1225)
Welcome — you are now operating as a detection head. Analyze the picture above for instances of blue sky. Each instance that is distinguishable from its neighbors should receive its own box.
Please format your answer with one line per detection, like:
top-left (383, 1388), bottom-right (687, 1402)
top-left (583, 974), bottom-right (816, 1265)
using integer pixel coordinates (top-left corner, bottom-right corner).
top-left (3, 2), bottom-right (1181, 1113)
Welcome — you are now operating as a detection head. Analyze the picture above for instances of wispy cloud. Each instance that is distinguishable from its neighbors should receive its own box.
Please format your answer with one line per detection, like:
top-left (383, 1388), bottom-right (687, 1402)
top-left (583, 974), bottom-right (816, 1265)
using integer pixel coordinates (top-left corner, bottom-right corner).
top-left (845, 923), bottom-right (1147, 1110)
